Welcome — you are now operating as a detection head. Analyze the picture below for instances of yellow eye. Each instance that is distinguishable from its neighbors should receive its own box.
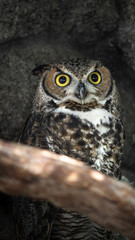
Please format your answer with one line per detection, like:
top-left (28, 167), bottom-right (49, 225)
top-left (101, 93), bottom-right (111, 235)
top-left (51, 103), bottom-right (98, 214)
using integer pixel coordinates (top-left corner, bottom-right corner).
top-left (88, 71), bottom-right (102, 85)
top-left (55, 74), bottom-right (71, 87)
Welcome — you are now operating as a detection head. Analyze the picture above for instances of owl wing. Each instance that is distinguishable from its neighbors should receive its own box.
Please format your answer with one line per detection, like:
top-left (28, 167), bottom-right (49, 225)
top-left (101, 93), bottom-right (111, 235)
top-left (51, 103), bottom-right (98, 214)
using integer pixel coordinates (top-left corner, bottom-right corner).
top-left (14, 112), bottom-right (58, 240)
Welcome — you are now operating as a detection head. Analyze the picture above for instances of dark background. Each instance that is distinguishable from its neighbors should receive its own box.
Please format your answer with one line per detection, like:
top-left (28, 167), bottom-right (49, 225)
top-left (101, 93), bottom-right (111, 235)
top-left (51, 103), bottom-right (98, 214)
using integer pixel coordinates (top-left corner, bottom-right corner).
top-left (0, 0), bottom-right (135, 239)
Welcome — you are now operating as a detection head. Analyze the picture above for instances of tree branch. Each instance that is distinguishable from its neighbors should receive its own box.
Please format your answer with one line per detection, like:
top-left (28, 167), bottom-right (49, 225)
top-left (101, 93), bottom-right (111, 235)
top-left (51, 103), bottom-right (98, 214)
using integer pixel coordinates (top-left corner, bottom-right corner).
top-left (0, 139), bottom-right (135, 239)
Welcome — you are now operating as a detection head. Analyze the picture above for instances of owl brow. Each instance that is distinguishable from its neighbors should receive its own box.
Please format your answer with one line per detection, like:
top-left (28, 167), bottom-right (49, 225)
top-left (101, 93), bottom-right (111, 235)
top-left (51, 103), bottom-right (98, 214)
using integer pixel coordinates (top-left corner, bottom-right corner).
top-left (32, 64), bottom-right (51, 76)
top-left (94, 62), bottom-right (102, 71)
top-left (53, 66), bottom-right (63, 73)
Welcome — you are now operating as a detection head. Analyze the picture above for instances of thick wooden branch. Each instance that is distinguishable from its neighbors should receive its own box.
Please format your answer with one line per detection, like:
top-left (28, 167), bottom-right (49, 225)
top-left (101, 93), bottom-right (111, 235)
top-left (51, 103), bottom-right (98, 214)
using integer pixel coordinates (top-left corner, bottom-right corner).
top-left (0, 139), bottom-right (135, 239)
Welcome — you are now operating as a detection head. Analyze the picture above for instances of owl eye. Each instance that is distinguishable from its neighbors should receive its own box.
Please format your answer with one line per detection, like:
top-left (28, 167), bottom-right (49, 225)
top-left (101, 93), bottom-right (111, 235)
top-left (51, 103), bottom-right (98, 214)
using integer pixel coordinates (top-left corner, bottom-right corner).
top-left (55, 74), bottom-right (71, 87)
top-left (88, 71), bottom-right (102, 85)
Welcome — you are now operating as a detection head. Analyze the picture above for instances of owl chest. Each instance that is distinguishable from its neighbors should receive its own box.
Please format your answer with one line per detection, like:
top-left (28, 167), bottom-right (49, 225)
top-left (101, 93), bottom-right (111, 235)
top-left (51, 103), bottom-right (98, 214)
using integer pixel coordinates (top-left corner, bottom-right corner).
top-left (45, 108), bottom-right (119, 165)
top-left (46, 112), bottom-right (93, 162)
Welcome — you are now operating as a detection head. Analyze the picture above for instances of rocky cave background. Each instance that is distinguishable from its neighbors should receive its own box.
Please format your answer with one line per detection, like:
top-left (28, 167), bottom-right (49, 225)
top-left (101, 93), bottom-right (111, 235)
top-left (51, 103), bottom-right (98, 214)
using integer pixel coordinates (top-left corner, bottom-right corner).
top-left (0, 0), bottom-right (135, 239)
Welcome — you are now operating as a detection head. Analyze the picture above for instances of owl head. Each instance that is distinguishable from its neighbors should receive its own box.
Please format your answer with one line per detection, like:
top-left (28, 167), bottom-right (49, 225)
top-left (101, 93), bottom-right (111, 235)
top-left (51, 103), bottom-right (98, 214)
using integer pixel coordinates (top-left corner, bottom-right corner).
top-left (32, 58), bottom-right (120, 114)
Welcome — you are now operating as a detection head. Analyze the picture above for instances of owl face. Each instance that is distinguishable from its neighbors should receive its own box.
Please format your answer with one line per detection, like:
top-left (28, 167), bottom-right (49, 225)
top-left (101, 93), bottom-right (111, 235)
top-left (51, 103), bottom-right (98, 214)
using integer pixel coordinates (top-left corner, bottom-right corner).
top-left (33, 59), bottom-right (114, 110)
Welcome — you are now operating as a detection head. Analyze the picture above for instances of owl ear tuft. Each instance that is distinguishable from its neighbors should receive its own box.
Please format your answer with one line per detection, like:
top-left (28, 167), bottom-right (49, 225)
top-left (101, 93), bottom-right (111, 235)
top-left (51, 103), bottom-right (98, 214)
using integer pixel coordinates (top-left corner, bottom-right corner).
top-left (32, 64), bottom-right (51, 77)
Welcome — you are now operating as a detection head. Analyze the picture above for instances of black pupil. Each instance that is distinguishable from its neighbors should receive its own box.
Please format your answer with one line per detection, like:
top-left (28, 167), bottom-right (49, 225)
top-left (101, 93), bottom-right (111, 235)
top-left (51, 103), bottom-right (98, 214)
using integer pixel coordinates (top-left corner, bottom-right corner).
top-left (91, 73), bottom-right (98, 82)
top-left (59, 76), bottom-right (67, 84)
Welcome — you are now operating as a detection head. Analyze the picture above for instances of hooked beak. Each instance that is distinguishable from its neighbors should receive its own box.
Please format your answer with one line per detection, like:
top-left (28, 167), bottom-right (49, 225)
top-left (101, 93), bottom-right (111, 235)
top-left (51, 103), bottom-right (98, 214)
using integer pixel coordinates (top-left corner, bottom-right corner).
top-left (75, 82), bottom-right (87, 103)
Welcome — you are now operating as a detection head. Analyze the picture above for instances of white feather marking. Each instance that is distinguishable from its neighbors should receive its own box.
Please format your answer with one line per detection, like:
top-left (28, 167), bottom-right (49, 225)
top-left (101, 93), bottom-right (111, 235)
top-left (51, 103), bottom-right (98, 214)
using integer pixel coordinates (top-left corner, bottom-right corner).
top-left (93, 145), bottom-right (107, 170)
top-left (54, 107), bottom-right (114, 134)
top-left (46, 136), bottom-right (55, 151)
top-left (94, 159), bottom-right (102, 169)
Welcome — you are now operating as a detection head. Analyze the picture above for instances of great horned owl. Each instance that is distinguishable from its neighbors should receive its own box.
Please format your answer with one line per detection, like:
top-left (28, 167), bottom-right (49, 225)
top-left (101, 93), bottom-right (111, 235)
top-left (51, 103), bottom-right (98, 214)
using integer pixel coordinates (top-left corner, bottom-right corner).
top-left (14, 58), bottom-right (124, 240)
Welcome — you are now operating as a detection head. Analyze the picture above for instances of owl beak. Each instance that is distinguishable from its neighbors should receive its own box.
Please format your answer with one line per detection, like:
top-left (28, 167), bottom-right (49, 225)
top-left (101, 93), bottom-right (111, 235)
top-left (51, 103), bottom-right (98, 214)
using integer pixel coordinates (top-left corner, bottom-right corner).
top-left (75, 82), bottom-right (87, 102)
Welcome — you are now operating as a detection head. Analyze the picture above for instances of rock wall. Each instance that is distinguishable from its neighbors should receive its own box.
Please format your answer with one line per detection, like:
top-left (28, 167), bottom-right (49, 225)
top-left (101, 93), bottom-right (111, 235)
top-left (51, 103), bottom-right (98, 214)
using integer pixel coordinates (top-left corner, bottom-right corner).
top-left (0, 0), bottom-right (135, 239)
